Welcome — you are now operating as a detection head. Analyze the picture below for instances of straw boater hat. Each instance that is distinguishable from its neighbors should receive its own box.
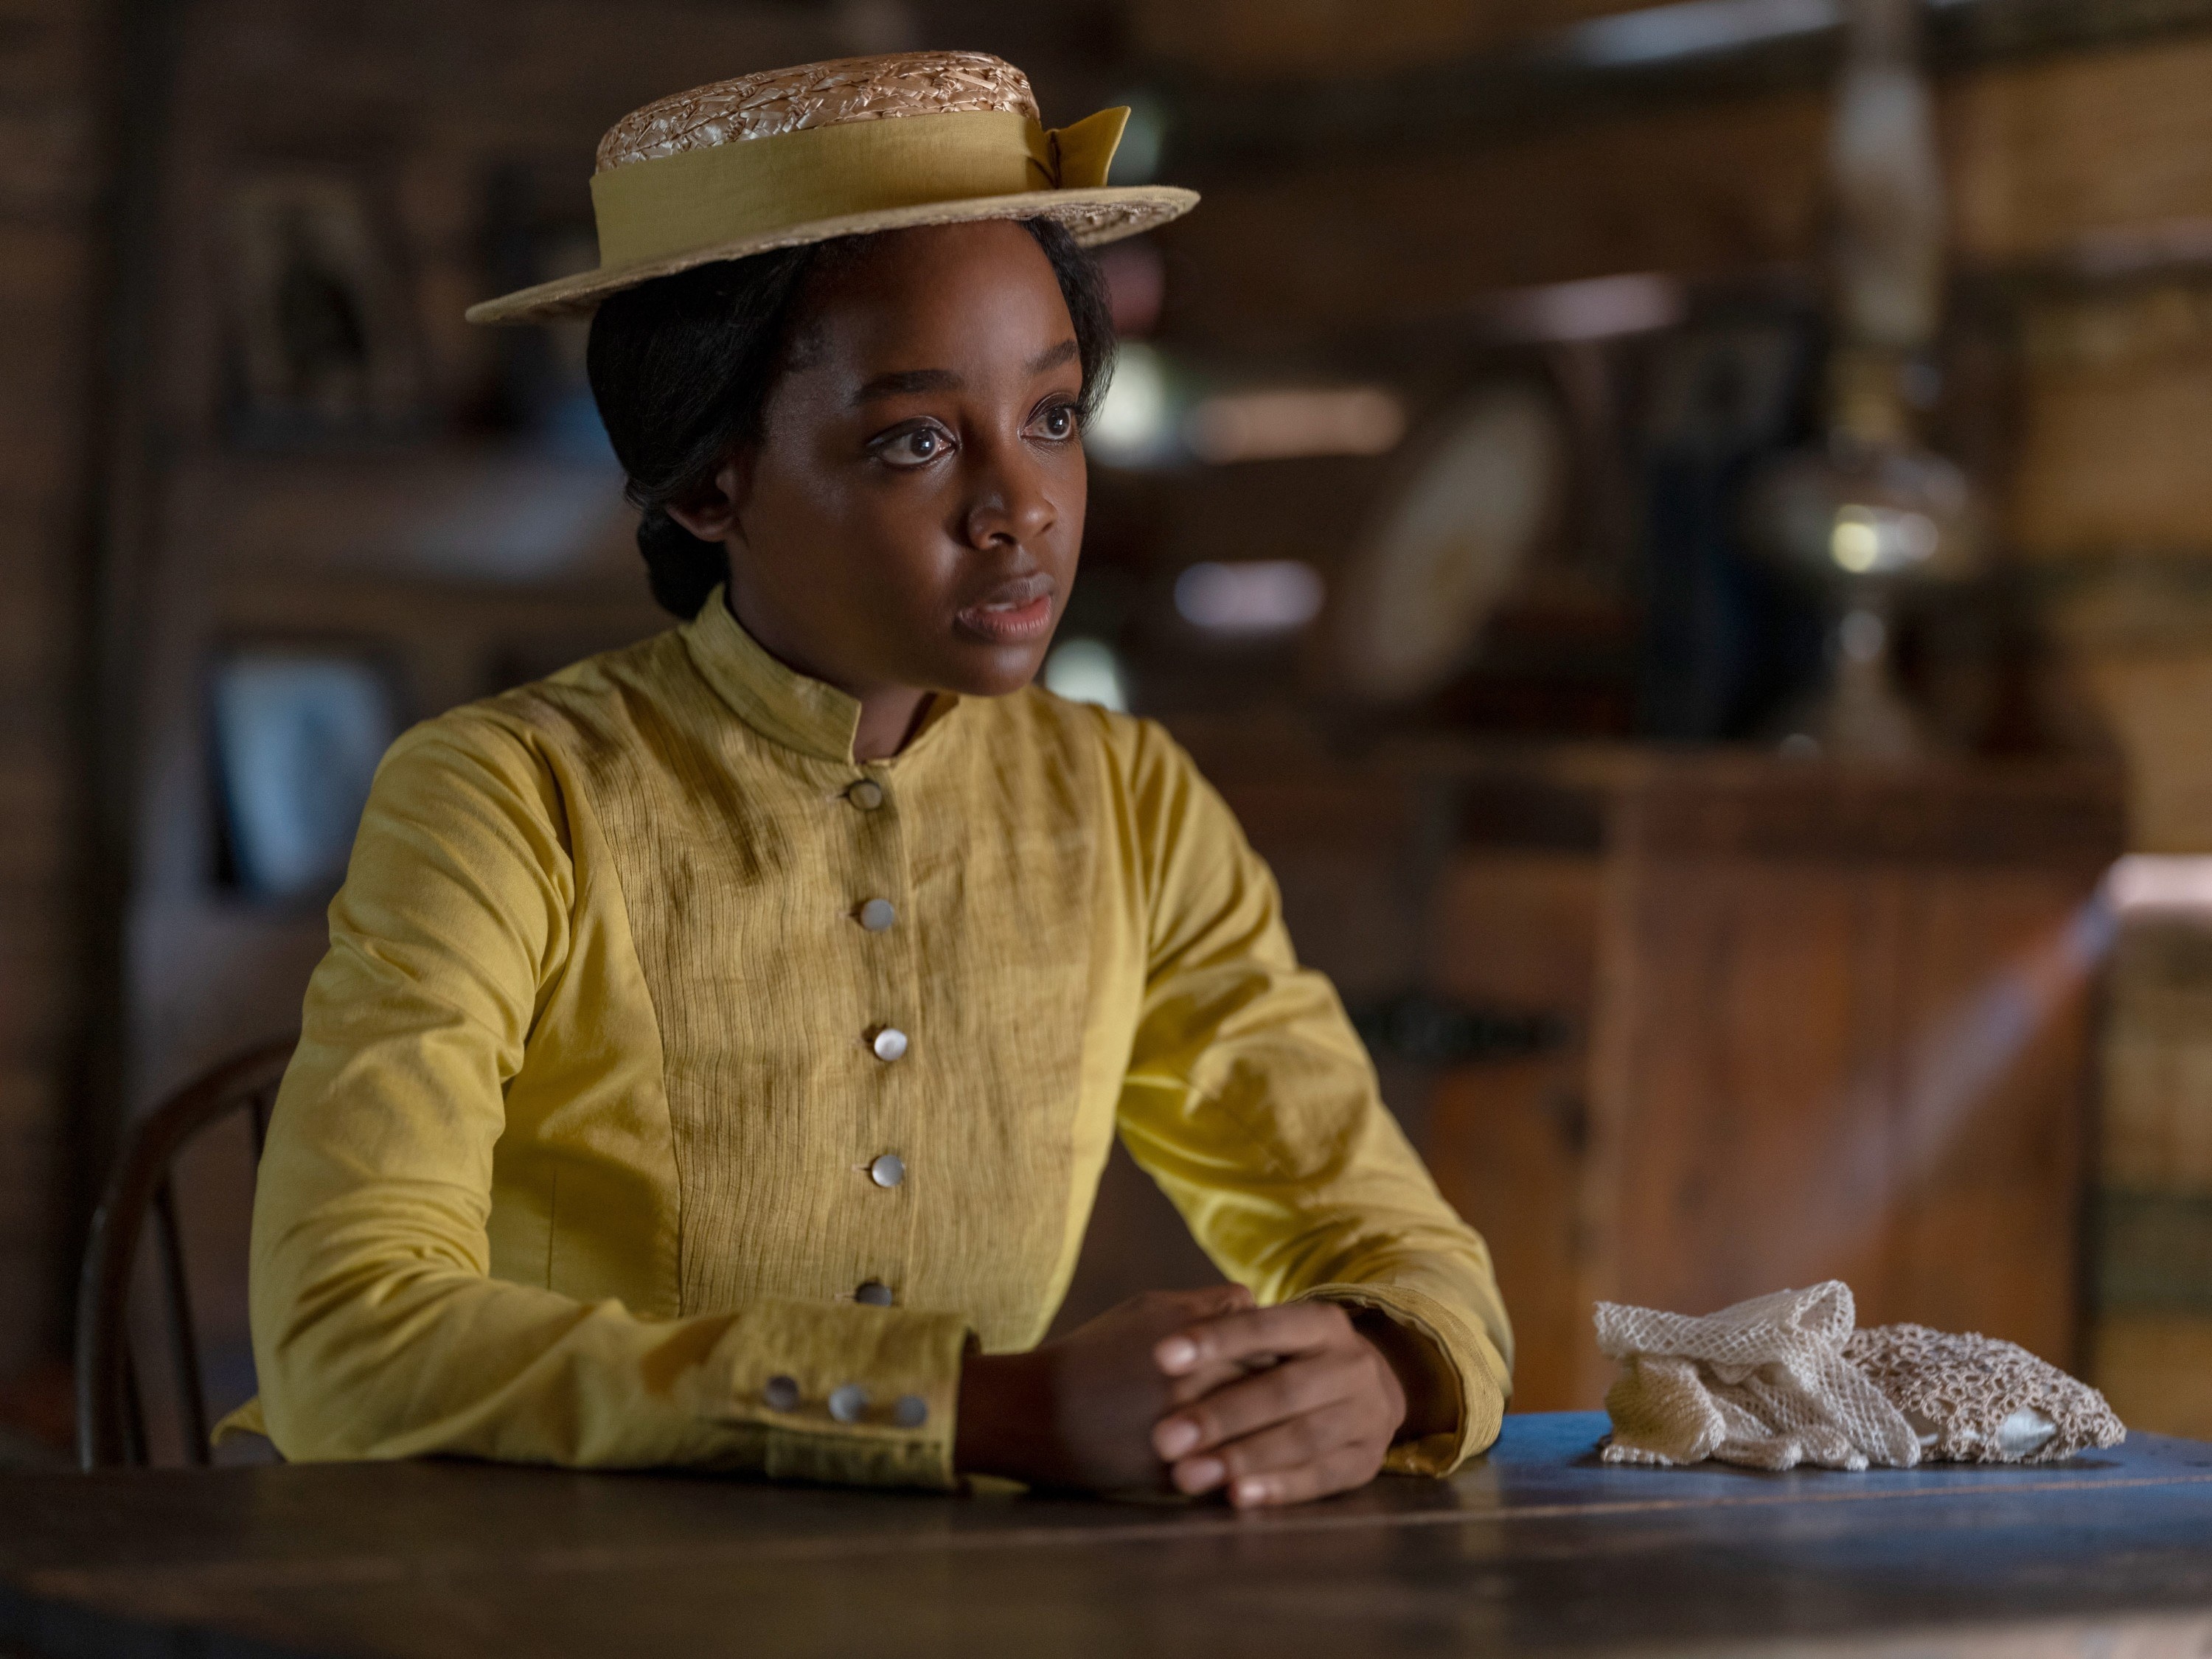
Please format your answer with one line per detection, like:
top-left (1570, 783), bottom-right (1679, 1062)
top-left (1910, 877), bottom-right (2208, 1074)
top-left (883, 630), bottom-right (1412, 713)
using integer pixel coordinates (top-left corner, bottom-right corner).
top-left (466, 50), bottom-right (1198, 325)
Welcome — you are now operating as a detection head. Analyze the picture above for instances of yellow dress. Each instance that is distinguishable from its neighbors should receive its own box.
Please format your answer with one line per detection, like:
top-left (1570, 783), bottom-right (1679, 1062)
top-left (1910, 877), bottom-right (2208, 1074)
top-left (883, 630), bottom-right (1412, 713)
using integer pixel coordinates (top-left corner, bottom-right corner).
top-left (240, 589), bottom-right (1512, 1486)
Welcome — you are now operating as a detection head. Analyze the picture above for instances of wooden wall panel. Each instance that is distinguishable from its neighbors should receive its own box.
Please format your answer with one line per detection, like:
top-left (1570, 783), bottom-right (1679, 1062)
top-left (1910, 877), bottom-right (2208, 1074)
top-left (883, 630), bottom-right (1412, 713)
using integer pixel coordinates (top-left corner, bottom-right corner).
top-left (2104, 919), bottom-right (2212, 1193)
top-left (1411, 752), bottom-right (2115, 1410)
top-left (1430, 851), bottom-right (1603, 1015)
top-left (1597, 861), bottom-right (1907, 1331)
top-left (1425, 850), bottom-right (1603, 1408)
top-left (1130, 0), bottom-right (1650, 77)
top-left (1167, 35), bottom-right (2212, 341)
top-left (2090, 913), bottom-right (2212, 1439)
top-left (2070, 649), bottom-right (2212, 852)
top-left (0, 0), bottom-right (104, 1392)
top-left (2014, 355), bottom-right (2212, 556)
top-left (1169, 91), bottom-right (1830, 342)
top-left (1596, 860), bottom-right (2095, 1369)
top-left (0, 1071), bottom-right (61, 1334)
top-left (2093, 1312), bottom-right (2212, 1439)
top-left (1429, 1054), bottom-right (1591, 1409)
top-left (1945, 35), bottom-right (2212, 264)
top-left (1878, 872), bottom-right (2095, 1349)
top-left (0, 229), bottom-right (94, 481)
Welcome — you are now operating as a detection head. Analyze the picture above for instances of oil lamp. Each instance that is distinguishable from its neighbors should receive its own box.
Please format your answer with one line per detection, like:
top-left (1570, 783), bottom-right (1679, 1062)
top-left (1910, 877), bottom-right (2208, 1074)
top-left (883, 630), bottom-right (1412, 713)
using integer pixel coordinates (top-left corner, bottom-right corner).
top-left (1742, 0), bottom-right (1982, 759)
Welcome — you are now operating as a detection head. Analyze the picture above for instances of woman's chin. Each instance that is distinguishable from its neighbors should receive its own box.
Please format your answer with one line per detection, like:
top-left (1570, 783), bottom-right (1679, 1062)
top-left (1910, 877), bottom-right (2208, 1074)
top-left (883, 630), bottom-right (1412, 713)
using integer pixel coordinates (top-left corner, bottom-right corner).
top-left (934, 636), bottom-right (1056, 700)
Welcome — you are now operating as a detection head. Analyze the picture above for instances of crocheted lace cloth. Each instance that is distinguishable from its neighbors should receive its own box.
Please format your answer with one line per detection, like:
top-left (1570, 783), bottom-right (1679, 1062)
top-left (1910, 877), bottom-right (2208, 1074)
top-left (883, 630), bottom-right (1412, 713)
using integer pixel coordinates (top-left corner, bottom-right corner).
top-left (1845, 1321), bottom-right (2125, 1464)
top-left (597, 52), bottom-right (1039, 173)
top-left (1596, 1281), bottom-right (2125, 1472)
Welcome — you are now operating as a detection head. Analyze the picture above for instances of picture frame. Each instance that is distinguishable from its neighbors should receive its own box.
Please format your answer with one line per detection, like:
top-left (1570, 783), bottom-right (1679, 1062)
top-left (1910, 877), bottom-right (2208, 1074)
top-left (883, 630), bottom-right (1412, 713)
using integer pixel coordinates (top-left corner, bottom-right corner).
top-left (226, 170), bottom-right (420, 437)
top-left (208, 645), bottom-right (401, 902)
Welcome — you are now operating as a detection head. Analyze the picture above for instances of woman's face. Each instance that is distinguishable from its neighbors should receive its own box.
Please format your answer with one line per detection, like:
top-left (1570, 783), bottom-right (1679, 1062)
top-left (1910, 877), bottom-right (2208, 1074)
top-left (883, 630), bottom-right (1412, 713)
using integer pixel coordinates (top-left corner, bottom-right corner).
top-left (698, 220), bottom-right (1088, 703)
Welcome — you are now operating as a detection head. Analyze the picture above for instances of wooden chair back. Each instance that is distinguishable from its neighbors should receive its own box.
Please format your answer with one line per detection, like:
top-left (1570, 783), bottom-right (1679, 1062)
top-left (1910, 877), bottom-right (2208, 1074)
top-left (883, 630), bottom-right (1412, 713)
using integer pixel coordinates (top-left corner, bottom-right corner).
top-left (74, 1037), bottom-right (296, 1470)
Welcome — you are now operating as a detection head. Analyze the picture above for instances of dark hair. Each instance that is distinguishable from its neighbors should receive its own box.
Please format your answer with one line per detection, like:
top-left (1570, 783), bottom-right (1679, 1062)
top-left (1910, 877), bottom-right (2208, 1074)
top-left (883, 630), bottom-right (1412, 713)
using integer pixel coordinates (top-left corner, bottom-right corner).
top-left (586, 218), bottom-right (1117, 619)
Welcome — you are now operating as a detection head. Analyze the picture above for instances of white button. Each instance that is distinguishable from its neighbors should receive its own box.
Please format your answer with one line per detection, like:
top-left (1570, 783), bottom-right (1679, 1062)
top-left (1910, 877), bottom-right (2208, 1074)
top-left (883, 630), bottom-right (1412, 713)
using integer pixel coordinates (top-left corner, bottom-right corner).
top-left (869, 1153), bottom-right (905, 1189)
top-left (847, 779), bottom-right (885, 811)
top-left (872, 1027), bottom-right (908, 1062)
top-left (762, 1375), bottom-right (800, 1412)
top-left (828, 1384), bottom-right (869, 1424)
top-left (858, 898), bottom-right (897, 932)
top-left (894, 1394), bottom-right (929, 1429)
top-left (855, 1279), bottom-right (894, 1307)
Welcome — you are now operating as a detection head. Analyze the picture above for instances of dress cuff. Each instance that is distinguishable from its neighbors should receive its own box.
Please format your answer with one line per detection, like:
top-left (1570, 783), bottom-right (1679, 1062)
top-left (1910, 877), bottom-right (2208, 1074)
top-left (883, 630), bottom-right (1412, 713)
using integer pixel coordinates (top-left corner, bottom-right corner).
top-left (212, 1394), bottom-right (271, 1447)
top-left (709, 1301), bottom-right (971, 1489)
top-left (1294, 1281), bottom-right (1508, 1476)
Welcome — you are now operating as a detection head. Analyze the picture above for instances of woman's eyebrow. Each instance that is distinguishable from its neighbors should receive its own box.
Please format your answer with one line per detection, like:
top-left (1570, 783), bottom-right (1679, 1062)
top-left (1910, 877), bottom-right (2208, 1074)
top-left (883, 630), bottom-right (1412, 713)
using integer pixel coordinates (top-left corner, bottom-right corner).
top-left (1029, 338), bottom-right (1079, 374)
top-left (852, 367), bottom-right (959, 405)
top-left (850, 339), bottom-right (1080, 406)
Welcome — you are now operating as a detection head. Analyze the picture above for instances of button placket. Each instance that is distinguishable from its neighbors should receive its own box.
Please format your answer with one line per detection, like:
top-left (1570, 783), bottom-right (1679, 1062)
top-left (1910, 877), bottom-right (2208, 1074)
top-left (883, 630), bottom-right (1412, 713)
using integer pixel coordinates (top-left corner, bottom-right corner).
top-left (841, 765), bottom-right (923, 1315)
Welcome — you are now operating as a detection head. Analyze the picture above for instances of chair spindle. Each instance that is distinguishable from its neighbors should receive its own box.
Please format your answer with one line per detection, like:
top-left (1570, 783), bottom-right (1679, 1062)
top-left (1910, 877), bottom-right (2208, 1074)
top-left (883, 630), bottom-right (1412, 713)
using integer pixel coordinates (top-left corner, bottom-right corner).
top-left (74, 1035), bottom-right (296, 1469)
top-left (153, 1180), bottom-right (212, 1465)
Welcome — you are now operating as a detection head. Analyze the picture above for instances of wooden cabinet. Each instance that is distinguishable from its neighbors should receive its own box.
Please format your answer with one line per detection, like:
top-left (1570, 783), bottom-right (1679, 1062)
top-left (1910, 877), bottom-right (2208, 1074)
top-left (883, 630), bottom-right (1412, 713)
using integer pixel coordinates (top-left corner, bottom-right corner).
top-left (1069, 733), bottom-right (2124, 1408)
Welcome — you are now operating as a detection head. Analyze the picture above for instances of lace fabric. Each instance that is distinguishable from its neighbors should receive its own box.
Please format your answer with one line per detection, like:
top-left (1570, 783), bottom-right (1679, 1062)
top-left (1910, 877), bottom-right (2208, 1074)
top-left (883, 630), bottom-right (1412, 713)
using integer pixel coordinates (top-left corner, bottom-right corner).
top-left (1845, 1321), bottom-right (2126, 1464)
top-left (1596, 1281), bottom-right (2124, 1470)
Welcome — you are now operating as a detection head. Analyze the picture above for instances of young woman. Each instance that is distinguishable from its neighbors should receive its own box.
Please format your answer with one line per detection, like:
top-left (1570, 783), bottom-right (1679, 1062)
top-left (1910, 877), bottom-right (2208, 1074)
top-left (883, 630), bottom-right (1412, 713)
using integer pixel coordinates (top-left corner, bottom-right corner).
top-left (240, 50), bottom-right (1512, 1509)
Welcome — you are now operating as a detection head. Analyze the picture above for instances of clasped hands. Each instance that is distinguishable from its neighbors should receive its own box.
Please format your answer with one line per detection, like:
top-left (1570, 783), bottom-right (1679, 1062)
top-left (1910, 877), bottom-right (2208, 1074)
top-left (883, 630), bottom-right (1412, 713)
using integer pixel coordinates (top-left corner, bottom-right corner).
top-left (954, 1285), bottom-right (1443, 1509)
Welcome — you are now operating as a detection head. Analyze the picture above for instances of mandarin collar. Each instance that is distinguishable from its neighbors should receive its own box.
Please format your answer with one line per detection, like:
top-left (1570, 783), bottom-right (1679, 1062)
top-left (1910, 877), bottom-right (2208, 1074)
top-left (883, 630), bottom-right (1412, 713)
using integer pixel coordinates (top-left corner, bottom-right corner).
top-left (680, 586), bottom-right (961, 768)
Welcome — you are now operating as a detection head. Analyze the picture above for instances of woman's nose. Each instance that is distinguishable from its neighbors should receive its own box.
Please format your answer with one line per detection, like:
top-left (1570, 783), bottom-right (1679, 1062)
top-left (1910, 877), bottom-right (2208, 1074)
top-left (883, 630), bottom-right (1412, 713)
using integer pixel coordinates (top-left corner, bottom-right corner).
top-left (961, 434), bottom-right (1057, 549)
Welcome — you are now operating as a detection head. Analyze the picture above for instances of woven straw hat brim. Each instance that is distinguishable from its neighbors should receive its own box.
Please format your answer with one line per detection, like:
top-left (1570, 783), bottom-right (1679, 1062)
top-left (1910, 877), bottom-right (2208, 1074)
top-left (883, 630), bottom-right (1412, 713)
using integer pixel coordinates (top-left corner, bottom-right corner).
top-left (465, 184), bottom-right (1197, 325)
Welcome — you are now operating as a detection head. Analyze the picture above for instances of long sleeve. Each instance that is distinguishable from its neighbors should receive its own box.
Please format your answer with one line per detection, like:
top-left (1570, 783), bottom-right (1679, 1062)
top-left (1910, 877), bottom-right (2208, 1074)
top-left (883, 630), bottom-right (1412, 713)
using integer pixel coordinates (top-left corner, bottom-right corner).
top-left (243, 713), bottom-right (969, 1484)
top-left (1108, 720), bottom-right (1514, 1475)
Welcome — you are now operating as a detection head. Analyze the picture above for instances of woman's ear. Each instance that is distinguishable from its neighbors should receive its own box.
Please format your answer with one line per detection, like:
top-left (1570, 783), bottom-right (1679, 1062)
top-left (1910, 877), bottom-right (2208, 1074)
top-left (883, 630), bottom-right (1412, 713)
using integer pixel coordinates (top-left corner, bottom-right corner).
top-left (665, 451), bottom-right (754, 546)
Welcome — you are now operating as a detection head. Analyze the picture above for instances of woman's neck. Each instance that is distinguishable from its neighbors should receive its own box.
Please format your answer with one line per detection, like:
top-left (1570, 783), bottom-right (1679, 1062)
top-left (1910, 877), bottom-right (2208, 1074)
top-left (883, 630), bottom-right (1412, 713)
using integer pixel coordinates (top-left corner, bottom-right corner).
top-left (851, 688), bottom-right (935, 762)
top-left (723, 587), bottom-right (933, 763)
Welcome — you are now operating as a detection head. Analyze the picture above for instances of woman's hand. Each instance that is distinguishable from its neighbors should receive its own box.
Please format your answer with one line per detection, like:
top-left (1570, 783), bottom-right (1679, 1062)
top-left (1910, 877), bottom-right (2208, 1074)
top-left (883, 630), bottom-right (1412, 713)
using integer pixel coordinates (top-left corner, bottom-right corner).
top-left (1148, 1301), bottom-right (1431, 1509)
top-left (954, 1285), bottom-right (1262, 1492)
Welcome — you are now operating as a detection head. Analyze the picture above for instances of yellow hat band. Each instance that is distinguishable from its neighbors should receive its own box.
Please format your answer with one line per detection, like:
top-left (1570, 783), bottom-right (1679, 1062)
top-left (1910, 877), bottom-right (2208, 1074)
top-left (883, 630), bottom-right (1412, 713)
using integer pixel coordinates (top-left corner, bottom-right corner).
top-left (588, 105), bottom-right (1130, 271)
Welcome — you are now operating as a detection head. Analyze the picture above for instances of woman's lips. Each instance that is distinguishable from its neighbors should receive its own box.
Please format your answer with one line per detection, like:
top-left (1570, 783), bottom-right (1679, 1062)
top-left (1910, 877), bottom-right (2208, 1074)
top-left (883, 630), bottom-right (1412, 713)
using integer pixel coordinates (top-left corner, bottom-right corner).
top-left (955, 580), bottom-right (1055, 644)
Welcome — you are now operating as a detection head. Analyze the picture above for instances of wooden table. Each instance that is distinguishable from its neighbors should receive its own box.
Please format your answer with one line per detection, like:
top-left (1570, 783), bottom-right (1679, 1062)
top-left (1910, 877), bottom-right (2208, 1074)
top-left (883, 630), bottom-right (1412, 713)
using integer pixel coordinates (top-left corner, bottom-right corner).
top-left (4, 1413), bottom-right (2211, 1657)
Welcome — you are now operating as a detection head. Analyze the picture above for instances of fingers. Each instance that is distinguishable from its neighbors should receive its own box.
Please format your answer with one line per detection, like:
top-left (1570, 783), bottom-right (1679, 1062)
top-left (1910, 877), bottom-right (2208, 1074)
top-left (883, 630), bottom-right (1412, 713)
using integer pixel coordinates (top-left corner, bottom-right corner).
top-left (1138, 1287), bottom-right (1259, 1400)
top-left (1170, 1399), bottom-right (1388, 1507)
top-left (1126, 1284), bottom-right (1253, 1338)
top-left (1149, 1315), bottom-right (1401, 1510)
top-left (1221, 1442), bottom-right (1382, 1509)
top-left (1154, 1299), bottom-right (1351, 1382)
top-left (1174, 1283), bottom-right (1256, 1321)
top-left (1153, 1346), bottom-right (1367, 1463)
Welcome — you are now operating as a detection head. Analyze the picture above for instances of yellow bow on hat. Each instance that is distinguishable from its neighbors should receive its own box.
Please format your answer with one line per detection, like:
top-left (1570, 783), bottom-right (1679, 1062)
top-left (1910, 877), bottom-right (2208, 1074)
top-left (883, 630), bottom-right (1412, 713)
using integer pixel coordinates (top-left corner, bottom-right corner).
top-left (591, 105), bottom-right (1132, 270)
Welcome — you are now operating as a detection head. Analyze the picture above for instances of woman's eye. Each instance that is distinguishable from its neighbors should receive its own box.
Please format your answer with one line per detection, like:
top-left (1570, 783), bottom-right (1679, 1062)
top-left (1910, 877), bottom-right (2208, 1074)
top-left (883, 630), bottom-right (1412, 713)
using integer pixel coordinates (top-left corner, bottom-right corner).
top-left (878, 425), bottom-right (950, 467)
top-left (1034, 403), bottom-right (1079, 441)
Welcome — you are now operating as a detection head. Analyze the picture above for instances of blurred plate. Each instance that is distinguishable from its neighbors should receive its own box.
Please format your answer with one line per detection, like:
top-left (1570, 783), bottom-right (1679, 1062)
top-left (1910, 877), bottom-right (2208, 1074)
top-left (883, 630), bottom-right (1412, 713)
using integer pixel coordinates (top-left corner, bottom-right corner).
top-left (1327, 381), bottom-right (1568, 703)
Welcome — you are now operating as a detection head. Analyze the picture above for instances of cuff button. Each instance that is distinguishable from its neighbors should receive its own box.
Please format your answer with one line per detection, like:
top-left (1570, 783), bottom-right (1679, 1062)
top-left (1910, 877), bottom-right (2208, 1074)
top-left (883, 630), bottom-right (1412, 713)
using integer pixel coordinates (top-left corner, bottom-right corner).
top-left (762, 1375), bottom-right (801, 1412)
top-left (893, 1394), bottom-right (928, 1429)
top-left (828, 1384), bottom-right (870, 1424)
